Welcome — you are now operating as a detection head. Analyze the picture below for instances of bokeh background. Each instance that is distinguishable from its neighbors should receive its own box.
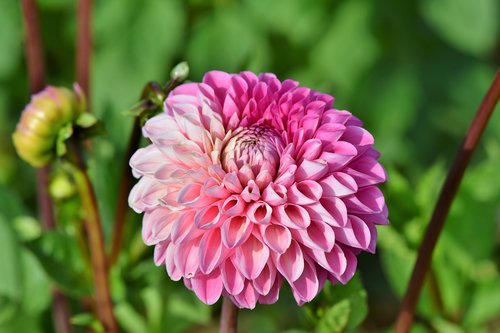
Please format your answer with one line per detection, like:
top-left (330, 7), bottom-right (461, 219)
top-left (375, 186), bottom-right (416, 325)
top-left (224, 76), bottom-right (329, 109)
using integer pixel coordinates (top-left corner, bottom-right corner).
top-left (0, 0), bottom-right (499, 332)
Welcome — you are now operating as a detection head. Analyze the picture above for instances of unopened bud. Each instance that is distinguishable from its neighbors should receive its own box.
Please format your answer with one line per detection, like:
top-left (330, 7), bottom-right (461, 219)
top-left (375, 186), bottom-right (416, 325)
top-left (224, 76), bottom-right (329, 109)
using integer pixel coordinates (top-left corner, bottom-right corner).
top-left (170, 61), bottom-right (189, 82)
top-left (12, 84), bottom-right (86, 167)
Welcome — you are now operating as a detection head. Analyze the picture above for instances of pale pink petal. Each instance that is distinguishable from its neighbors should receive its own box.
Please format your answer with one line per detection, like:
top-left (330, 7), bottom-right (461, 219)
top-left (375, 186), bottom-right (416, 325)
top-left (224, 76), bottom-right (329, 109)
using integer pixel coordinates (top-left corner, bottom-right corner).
top-left (273, 204), bottom-right (311, 229)
top-left (235, 235), bottom-right (270, 280)
top-left (290, 258), bottom-right (319, 304)
top-left (221, 216), bottom-right (253, 248)
top-left (199, 229), bottom-right (226, 274)
top-left (221, 258), bottom-right (245, 295)
top-left (292, 220), bottom-right (335, 252)
top-left (247, 201), bottom-right (272, 224)
top-left (275, 240), bottom-right (304, 282)
top-left (287, 180), bottom-right (323, 205)
top-left (262, 182), bottom-right (287, 206)
top-left (334, 215), bottom-right (371, 250)
top-left (262, 224), bottom-right (292, 254)
top-left (191, 269), bottom-right (224, 305)
top-left (194, 202), bottom-right (223, 229)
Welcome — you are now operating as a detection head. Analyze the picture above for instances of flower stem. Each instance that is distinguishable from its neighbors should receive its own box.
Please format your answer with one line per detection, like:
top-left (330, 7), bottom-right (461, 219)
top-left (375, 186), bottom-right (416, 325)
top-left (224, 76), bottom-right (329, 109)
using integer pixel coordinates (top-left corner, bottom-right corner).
top-left (109, 117), bottom-right (141, 265)
top-left (220, 297), bottom-right (239, 333)
top-left (70, 141), bottom-right (119, 333)
top-left (394, 70), bottom-right (500, 333)
top-left (21, 1), bottom-right (73, 333)
top-left (76, 0), bottom-right (92, 100)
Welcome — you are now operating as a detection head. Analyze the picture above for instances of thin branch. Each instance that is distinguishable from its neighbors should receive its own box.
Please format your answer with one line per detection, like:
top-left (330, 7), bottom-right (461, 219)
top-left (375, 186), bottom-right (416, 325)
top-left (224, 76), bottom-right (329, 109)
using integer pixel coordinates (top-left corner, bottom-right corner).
top-left (76, 0), bottom-right (92, 100)
top-left (220, 297), bottom-right (239, 333)
top-left (70, 140), bottom-right (120, 333)
top-left (21, 1), bottom-right (73, 333)
top-left (394, 70), bottom-right (500, 333)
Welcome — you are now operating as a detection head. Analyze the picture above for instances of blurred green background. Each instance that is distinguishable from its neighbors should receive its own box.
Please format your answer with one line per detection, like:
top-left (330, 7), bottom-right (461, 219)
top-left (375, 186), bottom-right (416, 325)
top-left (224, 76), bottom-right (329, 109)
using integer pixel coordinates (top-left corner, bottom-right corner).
top-left (0, 0), bottom-right (499, 332)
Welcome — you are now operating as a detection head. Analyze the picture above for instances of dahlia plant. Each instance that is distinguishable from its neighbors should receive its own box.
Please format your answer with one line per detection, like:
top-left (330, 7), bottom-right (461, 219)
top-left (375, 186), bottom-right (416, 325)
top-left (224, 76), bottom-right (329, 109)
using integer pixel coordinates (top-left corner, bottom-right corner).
top-left (128, 70), bottom-right (389, 308)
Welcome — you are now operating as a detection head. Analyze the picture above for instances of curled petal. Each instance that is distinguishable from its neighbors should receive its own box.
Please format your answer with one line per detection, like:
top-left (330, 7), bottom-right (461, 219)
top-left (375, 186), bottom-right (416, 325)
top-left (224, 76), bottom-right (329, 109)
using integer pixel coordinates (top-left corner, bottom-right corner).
top-left (199, 229), bottom-right (226, 274)
top-left (194, 202), bottom-right (224, 229)
top-left (295, 159), bottom-right (328, 181)
top-left (247, 201), bottom-right (272, 224)
top-left (262, 182), bottom-right (287, 206)
top-left (262, 224), bottom-right (292, 254)
top-left (275, 240), bottom-right (304, 282)
top-left (287, 180), bottom-right (322, 205)
top-left (191, 269), bottom-right (224, 305)
top-left (290, 258), bottom-right (320, 304)
top-left (319, 172), bottom-right (358, 198)
top-left (221, 216), bottom-right (253, 248)
top-left (274, 204), bottom-right (311, 229)
top-left (222, 195), bottom-right (246, 216)
top-left (292, 220), bottom-right (335, 252)
top-left (343, 186), bottom-right (385, 214)
top-left (334, 215), bottom-right (371, 250)
top-left (235, 235), bottom-right (270, 280)
top-left (221, 258), bottom-right (245, 295)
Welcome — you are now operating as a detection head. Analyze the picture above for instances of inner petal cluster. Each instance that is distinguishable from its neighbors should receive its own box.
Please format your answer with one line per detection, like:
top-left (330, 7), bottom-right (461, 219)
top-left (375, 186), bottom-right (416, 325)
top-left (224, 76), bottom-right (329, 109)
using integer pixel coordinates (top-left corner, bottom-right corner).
top-left (222, 124), bottom-right (284, 182)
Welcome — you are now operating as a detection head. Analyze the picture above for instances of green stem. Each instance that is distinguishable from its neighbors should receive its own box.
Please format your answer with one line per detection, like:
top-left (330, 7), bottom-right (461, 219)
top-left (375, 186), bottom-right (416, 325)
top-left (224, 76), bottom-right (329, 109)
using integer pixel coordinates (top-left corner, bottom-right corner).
top-left (70, 141), bottom-right (119, 333)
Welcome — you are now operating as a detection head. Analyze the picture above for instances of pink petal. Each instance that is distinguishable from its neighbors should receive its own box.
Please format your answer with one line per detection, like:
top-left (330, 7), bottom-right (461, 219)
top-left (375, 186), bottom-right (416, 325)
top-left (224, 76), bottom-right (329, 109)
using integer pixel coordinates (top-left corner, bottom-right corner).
top-left (142, 208), bottom-right (177, 245)
top-left (253, 263), bottom-right (276, 296)
top-left (222, 195), bottom-right (246, 216)
top-left (319, 172), bottom-right (358, 198)
top-left (338, 248), bottom-right (357, 284)
top-left (171, 211), bottom-right (197, 244)
top-left (308, 244), bottom-right (347, 279)
top-left (295, 159), bottom-right (328, 181)
top-left (287, 180), bottom-right (323, 205)
top-left (290, 258), bottom-right (319, 304)
top-left (221, 216), bottom-right (253, 248)
top-left (247, 201), bottom-right (272, 224)
top-left (262, 224), bottom-right (292, 254)
top-left (343, 186), bottom-right (385, 214)
top-left (241, 180), bottom-right (260, 202)
top-left (233, 281), bottom-right (258, 309)
top-left (194, 202), bottom-right (223, 229)
top-left (199, 229), bottom-right (226, 274)
top-left (129, 145), bottom-right (165, 176)
top-left (305, 197), bottom-right (347, 227)
top-left (274, 204), bottom-right (311, 229)
top-left (296, 139), bottom-right (323, 162)
top-left (153, 240), bottom-right (169, 266)
top-left (191, 269), bottom-right (223, 305)
top-left (292, 220), bottom-right (335, 252)
top-left (221, 258), bottom-right (245, 295)
top-left (262, 182), bottom-right (287, 206)
top-left (258, 276), bottom-right (282, 304)
top-left (275, 240), bottom-right (304, 282)
top-left (334, 215), bottom-right (371, 250)
top-left (165, 242), bottom-right (182, 281)
top-left (235, 235), bottom-right (270, 280)
top-left (222, 172), bottom-right (243, 193)
top-left (173, 237), bottom-right (201, 278)
top-left (345, 156), bottom-right (387, 187)
top-left (203, 177), bottom-right (230, 199)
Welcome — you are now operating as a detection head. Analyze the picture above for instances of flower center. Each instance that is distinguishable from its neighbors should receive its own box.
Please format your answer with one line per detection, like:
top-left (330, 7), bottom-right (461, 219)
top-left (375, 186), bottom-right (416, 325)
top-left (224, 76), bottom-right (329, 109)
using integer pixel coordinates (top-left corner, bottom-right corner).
top-left (221, 125), bottom-right (284, 177)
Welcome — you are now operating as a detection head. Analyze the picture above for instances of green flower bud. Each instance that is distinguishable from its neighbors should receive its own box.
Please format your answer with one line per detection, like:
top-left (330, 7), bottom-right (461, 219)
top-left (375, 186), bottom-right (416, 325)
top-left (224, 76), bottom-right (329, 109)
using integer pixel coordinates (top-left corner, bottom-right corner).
top-left (12, 84), bottom-right (86, 167)
top-left (170, 61), bottom-right (189, 82)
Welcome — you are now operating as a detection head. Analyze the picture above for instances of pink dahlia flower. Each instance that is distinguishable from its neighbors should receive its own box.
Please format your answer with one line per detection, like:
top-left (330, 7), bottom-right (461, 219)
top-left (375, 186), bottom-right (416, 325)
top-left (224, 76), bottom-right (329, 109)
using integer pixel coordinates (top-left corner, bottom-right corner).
top-left (129, 71), bottom-right (388, 308)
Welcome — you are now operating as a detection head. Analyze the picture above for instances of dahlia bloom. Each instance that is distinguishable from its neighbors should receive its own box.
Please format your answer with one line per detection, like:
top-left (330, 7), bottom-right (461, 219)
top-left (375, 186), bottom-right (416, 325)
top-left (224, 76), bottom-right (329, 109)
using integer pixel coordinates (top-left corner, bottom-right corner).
top-left (129, 71), bottom-right (388, 308)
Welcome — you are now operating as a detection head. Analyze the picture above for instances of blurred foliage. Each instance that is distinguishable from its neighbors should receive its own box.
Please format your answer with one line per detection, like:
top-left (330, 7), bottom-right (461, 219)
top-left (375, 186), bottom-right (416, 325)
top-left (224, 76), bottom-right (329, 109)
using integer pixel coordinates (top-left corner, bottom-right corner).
top-left (0, 0), bottom-right (499, 332)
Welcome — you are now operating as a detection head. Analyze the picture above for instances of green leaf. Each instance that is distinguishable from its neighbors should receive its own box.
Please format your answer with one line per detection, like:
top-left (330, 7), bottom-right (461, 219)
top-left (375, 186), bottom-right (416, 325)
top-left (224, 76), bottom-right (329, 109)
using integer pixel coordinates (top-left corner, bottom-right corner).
top-left (0, 217), bottom-right (22, 301)
top-left (316, 275), bottom-right (368, 332)
top-left (421, 0), bottom-right (499, 56)
top-left (25, 231), bottom-right (91, 297)
top-left (316, 299), bottom-right (350, 333)
top-left (71, 313), bottom-right (105, 333)
top-left (115, 302), bottom-right (149, 333)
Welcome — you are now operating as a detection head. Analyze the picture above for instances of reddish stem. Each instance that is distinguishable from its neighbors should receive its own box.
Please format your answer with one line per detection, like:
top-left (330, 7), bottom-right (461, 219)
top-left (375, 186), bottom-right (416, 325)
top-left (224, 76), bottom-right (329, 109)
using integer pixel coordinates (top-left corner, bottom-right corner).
top-left (21, 1), bottom-right (73, 333)
top-left (76, 0), bottom-right (92, 100)
top-left (394, 70), bottom-right (500, 332)
top-left (109, 117), bottom-right (141, 264)
top-left (220, 297), bottom-right (239, 333)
